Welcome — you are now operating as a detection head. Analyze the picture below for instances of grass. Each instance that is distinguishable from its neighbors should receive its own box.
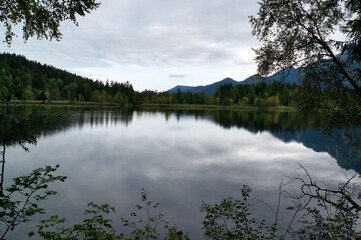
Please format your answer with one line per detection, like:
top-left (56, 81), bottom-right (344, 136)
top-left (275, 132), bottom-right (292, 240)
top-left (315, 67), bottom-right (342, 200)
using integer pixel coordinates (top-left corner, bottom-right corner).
top-left (8, 100), bottom-right (120, 108)
top-left (139, 103), bottom-right (296, 111)
top-left (5, 100), bottom-right (296, 112)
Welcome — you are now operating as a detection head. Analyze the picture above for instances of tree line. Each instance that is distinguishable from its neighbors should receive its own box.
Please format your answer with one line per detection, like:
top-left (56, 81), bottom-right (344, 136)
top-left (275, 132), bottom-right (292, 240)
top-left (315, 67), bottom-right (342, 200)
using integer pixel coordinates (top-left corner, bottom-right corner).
top-left (0, 53), bottom-right (134, 106)
top-left (137, 81), bottom-right (299, 107)
top-left (3, 52), bottom-right (361, 113)
top-left (1, 52), bottom-right (301, 108)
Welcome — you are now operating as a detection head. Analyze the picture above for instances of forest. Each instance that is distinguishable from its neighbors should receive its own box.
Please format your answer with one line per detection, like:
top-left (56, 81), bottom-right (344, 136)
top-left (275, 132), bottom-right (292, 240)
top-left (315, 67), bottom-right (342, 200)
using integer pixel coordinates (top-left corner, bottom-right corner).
top-left (0, 53), bottom-right (300, 108)
top-left (0, 53), bottom-right (135, 106)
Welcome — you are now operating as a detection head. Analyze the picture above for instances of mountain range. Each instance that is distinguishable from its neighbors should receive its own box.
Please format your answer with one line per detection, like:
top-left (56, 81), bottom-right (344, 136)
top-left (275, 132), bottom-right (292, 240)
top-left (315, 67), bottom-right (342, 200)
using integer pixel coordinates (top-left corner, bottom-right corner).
top-left (168, 53), bottom-right (361, 96)
top-left (168, 67), bottom-right (301, 95)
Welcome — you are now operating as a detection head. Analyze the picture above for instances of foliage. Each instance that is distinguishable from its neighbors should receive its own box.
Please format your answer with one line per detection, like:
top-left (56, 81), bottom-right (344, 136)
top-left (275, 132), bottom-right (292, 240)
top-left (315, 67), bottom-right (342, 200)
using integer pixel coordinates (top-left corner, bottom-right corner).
top-left (120, 189), bottom-right (188, 240)
top-left (0, 52), bottom-right (301, 107)
top-left (343, 0), bottom-right (361, 62)
top-left (201, 185), bottom-right (281, 240)
top-left (295, 63), bottom-right (361, 129)
top-left (296, 206), bottom-right (359, 240)
top-left (31, 189), bottom-right (188, 240)
top-left (249, 0), bottom-right (360, 82)
top-left (0, 70), bottom-right (71, 195)
top-left (30, 202), bottom-right (121, 240)
top-left (121, 189), bottom-right (165, 240)
top-left (0, 102), bottom-right (69, 151)
top-left (0, 53), bottom-right (135, 104)
top-left (284, 165), bottom-right (361, 240)
top-left (201, 172), bottom-right (361, 240)
top-left (139, 81), bottom-right (298, 108)
top-left (250, 0), bottom-right (361, 127)
top-left (0, 59), bottom-right (70, 239)
top-left (0, 162), bottom-right (358, 240)
top-left (0, 0), bottom-right (100, 45)
top-left (0, 52), bottom-right (299, 108)
top-left (0, 165), bottom-right (66, 240)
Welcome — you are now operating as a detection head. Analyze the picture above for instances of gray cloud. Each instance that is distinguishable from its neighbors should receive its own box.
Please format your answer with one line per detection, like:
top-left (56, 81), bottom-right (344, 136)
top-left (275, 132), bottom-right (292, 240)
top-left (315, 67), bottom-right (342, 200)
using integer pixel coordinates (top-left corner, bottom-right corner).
top-left (8, 0), bottom-right (259, 66)
top-left (5, 0), bottom-right (260, 90)
top-left (169, 74), bottom-right (187, 78)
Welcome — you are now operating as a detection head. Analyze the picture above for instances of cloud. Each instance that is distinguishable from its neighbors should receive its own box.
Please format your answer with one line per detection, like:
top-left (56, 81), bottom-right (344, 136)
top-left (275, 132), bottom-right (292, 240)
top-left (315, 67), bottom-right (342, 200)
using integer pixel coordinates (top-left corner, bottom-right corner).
top-left (38, 0), bottom-right (258, 68)
top-left (5, 0), bottom-right (261, 90)
top-left (169, 74), bottom-right (187, 78)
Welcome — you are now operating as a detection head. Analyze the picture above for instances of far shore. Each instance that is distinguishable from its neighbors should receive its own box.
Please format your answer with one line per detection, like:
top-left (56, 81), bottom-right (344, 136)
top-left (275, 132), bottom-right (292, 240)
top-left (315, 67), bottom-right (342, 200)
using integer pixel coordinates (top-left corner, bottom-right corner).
top-left (139, 103), bottom-right (296, 111)
top-left (4, 100), bottom-right (297, 111)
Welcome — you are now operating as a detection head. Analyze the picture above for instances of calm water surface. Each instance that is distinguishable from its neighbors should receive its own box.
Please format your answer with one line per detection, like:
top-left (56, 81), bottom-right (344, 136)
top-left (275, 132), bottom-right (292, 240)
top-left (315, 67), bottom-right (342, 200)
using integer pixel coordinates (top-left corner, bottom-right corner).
top-left (5, 109), bottom-right (360, 239)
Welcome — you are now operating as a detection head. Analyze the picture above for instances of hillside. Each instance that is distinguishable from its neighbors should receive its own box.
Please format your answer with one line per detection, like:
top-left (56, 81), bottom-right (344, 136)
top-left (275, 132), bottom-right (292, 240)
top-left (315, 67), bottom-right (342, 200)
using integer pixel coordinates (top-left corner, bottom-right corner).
top-left (0, 53), bottom-right (135, 104)
top-left (0, 53), bottom-right (96, 86)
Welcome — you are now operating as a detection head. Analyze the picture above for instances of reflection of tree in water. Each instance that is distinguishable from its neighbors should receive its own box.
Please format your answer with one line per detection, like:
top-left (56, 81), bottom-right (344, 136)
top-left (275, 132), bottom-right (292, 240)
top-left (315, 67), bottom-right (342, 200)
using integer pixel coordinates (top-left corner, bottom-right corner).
top-left (71, 107), bottom-right (134, 129)
top-left (152, 108), bottom-right (311, 132)
top-left (209, 110), bottom-right (311, 132)
top-left (20, 107), bottom-right (361, 173)
top-left (35, 107), bottom-right (135, 137)
top-left (0, 104), bottom-right (71, 195)
top-left (152, 109), bottom-right (361, 173)
top-left (0, 105), bottom-right (71, 146)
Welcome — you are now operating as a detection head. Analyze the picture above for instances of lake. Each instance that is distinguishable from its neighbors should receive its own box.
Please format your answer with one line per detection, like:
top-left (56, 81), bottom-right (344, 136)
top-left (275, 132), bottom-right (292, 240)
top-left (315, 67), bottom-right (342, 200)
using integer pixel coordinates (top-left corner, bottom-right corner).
top-left (5, 108), bottom-right (361, 239)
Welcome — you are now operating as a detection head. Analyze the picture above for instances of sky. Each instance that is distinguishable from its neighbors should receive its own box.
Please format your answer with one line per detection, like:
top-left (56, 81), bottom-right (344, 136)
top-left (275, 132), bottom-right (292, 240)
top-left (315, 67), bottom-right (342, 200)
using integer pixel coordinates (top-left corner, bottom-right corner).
top-left (3, 0), bottom-right (261, 92)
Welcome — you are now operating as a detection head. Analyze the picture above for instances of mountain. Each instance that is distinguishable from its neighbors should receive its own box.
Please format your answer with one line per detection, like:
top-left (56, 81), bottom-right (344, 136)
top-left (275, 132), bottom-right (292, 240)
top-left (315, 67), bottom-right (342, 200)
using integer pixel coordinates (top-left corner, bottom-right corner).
top-left (238, 67), bottom-right (301, 85)
top-left (167, 55), bottom-right (360, 95)
top-left (238, 74), bottom-right (260, 85)
top-left (168, 77), bottom-right (239, 96)
top-left (263, 67), bottom-right (300, 84)
top-left (167, 67), bottom-right (301, 95)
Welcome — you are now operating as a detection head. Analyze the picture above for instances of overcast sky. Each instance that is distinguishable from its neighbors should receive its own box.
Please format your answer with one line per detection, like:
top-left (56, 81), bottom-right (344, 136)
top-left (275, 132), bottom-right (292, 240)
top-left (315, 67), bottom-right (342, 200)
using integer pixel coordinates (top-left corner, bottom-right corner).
top-left (3, 0), bottom-right (261, 92)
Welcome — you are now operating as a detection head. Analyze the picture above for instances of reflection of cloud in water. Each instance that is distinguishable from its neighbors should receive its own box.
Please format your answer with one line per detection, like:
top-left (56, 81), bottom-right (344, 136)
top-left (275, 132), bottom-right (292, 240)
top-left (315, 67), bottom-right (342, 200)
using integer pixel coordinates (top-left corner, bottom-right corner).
top-left (5, 110), bottom-right (358, 239)
top-left (167, 125), bottom-right (185, 131)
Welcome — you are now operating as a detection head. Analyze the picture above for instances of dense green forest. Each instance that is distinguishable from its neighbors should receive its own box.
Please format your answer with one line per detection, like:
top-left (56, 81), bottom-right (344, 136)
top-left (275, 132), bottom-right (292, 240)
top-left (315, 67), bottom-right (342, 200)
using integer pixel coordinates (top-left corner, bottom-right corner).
top-left (138, 81), bottom-right (298, 107)
top-left (0, 53), bottom-right (300, 108)
top-left (0, 53), bottom-right (135, 105)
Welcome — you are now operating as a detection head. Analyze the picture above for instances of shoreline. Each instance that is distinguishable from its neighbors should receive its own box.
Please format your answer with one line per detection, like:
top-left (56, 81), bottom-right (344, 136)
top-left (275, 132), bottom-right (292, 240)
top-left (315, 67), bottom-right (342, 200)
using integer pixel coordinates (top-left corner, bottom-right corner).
top-left (4, 100), bottom-right (296, 111)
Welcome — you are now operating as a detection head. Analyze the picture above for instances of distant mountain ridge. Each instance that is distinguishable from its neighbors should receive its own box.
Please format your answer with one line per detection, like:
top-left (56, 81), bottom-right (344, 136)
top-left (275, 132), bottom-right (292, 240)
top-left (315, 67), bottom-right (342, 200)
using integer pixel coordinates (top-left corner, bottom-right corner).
top-left (168, 77), bottom-right (239, 96)
top-left (167, 52), bottom-right (361, 96)
top-left (167, 67), bottom-right (301, 95)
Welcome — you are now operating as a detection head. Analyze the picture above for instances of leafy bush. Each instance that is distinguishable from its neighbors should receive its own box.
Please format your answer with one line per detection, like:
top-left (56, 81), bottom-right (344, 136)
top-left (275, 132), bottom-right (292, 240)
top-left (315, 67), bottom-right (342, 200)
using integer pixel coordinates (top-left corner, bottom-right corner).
top-left (31, 202), bottom-right (121, 240)
top-left (0, 165), bottom-right (66, 240)
top-left (31, 189), bottom-right (188, 240)
top-left (201, 185), bottom-right (281, 240)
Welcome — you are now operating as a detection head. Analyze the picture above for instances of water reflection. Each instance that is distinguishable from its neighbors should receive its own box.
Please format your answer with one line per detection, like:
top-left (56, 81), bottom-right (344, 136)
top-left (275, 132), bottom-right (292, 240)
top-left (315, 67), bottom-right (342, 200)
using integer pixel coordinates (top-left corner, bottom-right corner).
top-left (5, 108), bottom-right (361, 239)
top-left (72, 108), bottom-right (134, 128)
top-left (47, 109), bottom-right (361, 173)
